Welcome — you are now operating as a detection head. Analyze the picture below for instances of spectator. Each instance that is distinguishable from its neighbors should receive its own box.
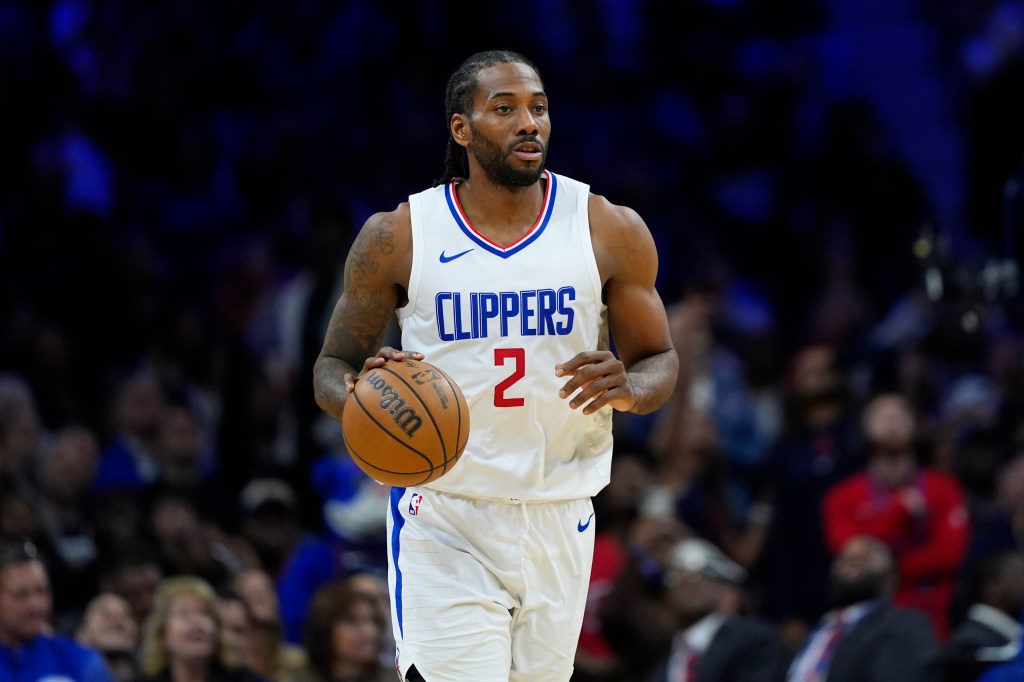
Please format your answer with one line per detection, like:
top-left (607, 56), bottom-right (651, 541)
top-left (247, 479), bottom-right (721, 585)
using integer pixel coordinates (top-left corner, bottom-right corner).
top-left (239, 478), bottom-right (303, 576)
top-left (0, 540), bottom-right (114, 681)
top-left (100, 553), bottom-right (164, 626)
top-left (650, 291), bottom-right (775, 474)
top-left (641, 408), bottom-right (772, 569)
top-left (136, 576), bottom-right (266, 681)
top-left (649, 537), bottom-right (787, 682)
top-left (937, 551), bottom-right (1024, 681)
top-left (312, 452), bottom-right (388, 571)
top-left (148, 494), bottom-right (253, 586)
top-left (576, 450), bottom-right (652, 681)
top-left (272, 215), bottom-right (348, 483)
top-left (970, 456), bottom-right (1024, 561)
top-left (94, 372), bottom-right (167, 493)
top-left (823, 393), bottom-right (970, 636)
top-left (230, 569), bottom-right (307, 681)
top-left (0, 385), bottom-right (42, 500)
top-left (344, 572), bottom-right (394, 671)
top-left (766, 345), bottom-right (861, 641)
top-left (300, 582), bottom-right (391, 682)
top-left (77, 592), bottom-right (139, 681)
top-left (148, 406), bottom-right (225, 524)
top-left (36, 425), bottom-right (102, 619)
top-left (788, 535), bottom-right (937, 682)
top-left (218, 592), bottom-right (251, 673)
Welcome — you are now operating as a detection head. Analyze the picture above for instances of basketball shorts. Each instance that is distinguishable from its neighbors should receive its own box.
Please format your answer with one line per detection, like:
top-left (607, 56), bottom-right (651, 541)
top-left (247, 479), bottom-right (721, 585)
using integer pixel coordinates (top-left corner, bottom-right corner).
top-left (386, 487), bottom-right (596, 681)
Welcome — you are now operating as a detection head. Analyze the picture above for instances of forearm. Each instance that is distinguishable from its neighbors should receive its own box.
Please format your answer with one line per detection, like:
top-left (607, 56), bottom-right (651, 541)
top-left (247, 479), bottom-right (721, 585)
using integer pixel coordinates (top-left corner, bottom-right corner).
top-left (313, 355), bottom-right (360, 423)
top-left (625, 348), bottom-right (678, 414)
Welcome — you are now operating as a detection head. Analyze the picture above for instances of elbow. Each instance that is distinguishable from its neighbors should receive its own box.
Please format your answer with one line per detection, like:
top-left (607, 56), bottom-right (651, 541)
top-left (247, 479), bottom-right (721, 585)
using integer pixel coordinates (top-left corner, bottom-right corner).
top-left (312, 356), bottom-right (327, 410)
top-left (665, 347), bottom-right (680, 390)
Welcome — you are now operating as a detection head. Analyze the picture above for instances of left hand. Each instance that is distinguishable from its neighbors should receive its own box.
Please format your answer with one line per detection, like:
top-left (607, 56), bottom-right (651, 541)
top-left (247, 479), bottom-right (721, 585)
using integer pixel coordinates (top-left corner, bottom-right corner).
top-left (555, 351), bottom-right (636, 414)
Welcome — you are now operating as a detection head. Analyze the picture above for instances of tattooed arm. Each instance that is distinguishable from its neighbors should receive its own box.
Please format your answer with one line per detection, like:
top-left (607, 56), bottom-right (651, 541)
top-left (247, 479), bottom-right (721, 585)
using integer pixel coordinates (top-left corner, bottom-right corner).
top-left (313, 205), bottom-right (421, 423)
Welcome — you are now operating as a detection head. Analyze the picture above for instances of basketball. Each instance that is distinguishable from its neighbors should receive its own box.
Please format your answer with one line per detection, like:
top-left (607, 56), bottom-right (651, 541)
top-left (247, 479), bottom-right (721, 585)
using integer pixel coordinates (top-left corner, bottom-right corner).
top-left (341, 358), bottom-right (470, 487)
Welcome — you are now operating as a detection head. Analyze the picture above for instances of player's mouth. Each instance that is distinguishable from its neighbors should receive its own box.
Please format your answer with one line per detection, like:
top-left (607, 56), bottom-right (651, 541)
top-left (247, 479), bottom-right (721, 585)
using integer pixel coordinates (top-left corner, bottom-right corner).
top-left (511, 141), bottom-right (543, 162)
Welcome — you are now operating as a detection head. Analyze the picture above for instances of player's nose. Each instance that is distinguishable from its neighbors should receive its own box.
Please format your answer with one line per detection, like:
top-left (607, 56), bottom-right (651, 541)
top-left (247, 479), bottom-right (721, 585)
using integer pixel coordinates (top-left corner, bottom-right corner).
top-left (514, 109), bottom-right (539, 137)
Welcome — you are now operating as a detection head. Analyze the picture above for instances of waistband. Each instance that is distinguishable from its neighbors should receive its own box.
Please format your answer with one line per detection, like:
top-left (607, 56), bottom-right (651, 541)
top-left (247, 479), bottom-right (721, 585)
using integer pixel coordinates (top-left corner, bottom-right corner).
top-left (416, 486), bottom-right (590, 506)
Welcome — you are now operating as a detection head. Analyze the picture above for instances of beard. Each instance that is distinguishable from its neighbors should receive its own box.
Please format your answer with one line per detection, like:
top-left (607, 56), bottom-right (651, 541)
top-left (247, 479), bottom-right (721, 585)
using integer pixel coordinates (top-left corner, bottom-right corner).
top-left (828, 574), bottom-right (888, 609)
top-left (468, 123), bottom-right (547, 187)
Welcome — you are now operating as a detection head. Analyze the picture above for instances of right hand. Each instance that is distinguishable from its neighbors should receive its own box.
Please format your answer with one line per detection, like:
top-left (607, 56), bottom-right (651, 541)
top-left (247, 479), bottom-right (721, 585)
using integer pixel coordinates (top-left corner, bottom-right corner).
top-left (344, 347), bottom-right (425, 393)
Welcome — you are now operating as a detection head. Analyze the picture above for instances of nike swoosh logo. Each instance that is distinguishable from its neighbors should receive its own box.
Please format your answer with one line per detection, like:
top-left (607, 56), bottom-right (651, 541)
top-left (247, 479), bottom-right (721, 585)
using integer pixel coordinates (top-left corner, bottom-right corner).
top-left (439, 248), bottom-right (474, 263)
top-left (577, 512), bottom-right (595, 533)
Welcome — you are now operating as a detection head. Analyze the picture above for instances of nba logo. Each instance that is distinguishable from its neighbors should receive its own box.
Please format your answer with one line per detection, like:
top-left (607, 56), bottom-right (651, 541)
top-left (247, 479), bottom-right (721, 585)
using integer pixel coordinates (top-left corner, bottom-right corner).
top-left (408, 493), bottom-right (423, 516)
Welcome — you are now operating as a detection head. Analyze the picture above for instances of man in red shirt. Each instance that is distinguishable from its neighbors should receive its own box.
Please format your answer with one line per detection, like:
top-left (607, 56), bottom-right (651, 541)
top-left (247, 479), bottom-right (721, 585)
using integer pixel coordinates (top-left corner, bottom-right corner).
top-left (823, 393), bottom-right (969, 637)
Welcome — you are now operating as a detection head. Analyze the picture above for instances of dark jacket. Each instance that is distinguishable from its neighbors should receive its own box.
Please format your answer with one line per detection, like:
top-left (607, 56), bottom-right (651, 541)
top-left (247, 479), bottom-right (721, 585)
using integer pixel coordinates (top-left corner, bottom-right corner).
top-left (821, 606), bottom-right (937, 682)
top-left (937, 607), bottom-right (1022, 682)
top-left (649, 615), bottom-right (788, 682)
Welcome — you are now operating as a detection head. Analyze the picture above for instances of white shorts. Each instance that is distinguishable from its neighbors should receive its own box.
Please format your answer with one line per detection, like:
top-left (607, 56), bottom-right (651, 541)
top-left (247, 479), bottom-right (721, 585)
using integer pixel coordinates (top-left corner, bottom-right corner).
top-left (386, 487), bottom-right (596, 682)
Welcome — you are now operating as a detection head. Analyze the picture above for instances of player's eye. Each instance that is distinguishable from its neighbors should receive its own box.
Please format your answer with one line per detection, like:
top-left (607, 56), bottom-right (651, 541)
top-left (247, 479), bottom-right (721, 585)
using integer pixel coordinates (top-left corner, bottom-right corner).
top-left (495, 104), bottom-right (511, 114)
top-left (533, 103), bottom-right (547, 114)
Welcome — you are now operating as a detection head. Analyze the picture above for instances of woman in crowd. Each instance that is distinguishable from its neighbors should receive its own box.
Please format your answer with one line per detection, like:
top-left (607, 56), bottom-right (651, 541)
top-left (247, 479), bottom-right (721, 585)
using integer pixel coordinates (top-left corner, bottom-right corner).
top-left (300, 581), bottom-right (391, 682)
top-left (135, 576), bottom-right (266, 682)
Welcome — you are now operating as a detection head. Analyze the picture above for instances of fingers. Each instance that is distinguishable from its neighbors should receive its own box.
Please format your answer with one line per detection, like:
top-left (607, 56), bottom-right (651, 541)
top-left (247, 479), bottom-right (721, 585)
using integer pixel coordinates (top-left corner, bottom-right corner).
top-left (581, 386), bottom-right (632, 414)
top-left (344, 373), bottom-right (356, 393)
top-left (360, 347), bottom-right (426, 373)
top-left (556, 353), bottom-right (635, 414)
top-left (570, 377), bottom-right (627, 413)
top-left (558, 357), bottom-right (623, 398)
top-left (555, 351), bottom-right (612, 377)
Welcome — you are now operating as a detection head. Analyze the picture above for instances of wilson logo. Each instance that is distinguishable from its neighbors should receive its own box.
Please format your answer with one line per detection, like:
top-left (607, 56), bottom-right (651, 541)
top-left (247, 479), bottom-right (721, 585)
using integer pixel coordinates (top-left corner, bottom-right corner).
top-left (365, 372), bottom-right (423, 437)
top-left (411, 369), bottom-right (449, 409)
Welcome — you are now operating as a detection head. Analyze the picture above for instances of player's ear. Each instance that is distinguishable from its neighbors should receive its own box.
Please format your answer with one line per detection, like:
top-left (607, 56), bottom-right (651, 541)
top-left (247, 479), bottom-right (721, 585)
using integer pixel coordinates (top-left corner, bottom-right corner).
top-left (451, 113), bottom-right (471, 149)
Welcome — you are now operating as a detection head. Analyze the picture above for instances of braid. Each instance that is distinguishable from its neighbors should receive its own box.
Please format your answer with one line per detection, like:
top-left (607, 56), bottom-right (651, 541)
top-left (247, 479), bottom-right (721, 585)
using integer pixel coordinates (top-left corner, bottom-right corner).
top-left (434, 50), bottom-right (540, 186)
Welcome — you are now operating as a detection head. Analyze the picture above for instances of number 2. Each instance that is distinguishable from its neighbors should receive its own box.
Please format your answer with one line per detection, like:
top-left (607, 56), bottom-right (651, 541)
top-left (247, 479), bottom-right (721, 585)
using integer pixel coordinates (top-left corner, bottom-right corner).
top-left (494, 348), bottom-right (525, 407)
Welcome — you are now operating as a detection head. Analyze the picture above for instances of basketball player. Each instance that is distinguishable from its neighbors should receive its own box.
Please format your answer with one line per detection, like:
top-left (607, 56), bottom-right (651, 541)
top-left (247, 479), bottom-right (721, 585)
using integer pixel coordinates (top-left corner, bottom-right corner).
top-left (313, 50), bottom-right (678, 681)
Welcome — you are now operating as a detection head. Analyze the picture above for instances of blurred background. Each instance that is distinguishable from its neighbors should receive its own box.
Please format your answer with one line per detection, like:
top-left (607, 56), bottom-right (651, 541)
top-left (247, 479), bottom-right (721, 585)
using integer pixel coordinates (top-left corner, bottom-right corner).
top-left (1, 0), bottom-right (1024, 680)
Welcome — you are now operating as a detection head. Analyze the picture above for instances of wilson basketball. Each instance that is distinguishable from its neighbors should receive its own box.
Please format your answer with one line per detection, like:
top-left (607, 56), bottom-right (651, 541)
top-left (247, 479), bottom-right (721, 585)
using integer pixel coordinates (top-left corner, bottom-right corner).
top-left (342, 358), bottom-right (470, 487)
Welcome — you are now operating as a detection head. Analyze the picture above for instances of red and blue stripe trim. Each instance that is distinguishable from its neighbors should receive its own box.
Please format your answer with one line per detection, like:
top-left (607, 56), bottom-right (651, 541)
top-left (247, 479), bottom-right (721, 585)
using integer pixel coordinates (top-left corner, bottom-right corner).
top-left (444, 170), bottom-right (557, 258)
top-left (389, 486), bottom-right (406, 636)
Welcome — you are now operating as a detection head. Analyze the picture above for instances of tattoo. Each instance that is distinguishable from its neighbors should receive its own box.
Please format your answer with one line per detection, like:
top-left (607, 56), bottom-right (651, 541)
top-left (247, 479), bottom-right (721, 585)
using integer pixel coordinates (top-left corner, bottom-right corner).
top-left (354, 291), bottom-right (383, 310)
top-left (352, 251), bottom-right (379, 278)
top-left (376, 226), bottom-right (395, 254)
top-left (315, 212), bottom-right (401, 421)
top-left (343, 215), bottom-right (395, 286)
top-left (333, 237), bottom-right (394, 358)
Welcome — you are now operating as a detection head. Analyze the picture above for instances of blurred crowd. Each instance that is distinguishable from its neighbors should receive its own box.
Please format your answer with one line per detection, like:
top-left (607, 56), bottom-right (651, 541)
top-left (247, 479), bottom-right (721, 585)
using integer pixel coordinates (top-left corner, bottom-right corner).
top-left (3, 0), bottom-right (1024, 680)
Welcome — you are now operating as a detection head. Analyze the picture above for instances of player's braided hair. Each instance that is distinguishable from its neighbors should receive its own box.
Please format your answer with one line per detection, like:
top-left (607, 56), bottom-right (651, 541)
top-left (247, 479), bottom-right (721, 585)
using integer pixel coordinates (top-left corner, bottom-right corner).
top-left (435, 50), bottom-right (540, 186)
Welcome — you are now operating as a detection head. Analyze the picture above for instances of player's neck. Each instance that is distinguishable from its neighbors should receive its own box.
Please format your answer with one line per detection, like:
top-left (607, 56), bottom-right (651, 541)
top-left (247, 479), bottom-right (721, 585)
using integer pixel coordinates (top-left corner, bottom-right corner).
top-left (456, 173), bottom-right (546, 241)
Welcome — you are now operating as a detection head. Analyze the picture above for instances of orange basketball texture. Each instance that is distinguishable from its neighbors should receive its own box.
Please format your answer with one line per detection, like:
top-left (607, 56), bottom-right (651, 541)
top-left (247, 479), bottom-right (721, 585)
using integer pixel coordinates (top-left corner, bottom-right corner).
top-left (341, 358), bottom-right (470, 487)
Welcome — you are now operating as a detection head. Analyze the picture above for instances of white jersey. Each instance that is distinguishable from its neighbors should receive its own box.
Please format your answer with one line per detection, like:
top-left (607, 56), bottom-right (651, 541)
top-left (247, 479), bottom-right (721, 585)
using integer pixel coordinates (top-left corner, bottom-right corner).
top-left (398, 170), bottom-right (613, 501)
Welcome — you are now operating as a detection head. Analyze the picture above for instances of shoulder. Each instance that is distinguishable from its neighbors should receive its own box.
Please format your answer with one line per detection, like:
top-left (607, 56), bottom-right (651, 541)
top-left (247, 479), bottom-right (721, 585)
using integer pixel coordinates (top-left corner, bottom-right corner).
top-left (720, 615), bottom-right (779, 645)
top-left (346, 203), bottom-right (412, 286)
top-left (40, 634), bottom-right (96, 658)
top-left (33, 635), bottom-right (108, 673)
top-left (947, 618), bottom-right (1007, 648)
top-left (356, 202), bottom-right (412, 250)
top-left (588, 193), bottom-right (651, 245)
top-left (877, 606), bottom-right (936, 637)
top-left (587, 193), bottom-right (657, 282)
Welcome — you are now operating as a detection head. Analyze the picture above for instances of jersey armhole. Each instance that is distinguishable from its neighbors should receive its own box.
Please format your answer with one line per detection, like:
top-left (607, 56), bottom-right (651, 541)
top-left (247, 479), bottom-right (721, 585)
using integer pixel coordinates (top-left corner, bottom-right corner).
top-left (575, 184), bottom-right (606, 311)
top-left (396, 194), bottom-right (423, 321)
